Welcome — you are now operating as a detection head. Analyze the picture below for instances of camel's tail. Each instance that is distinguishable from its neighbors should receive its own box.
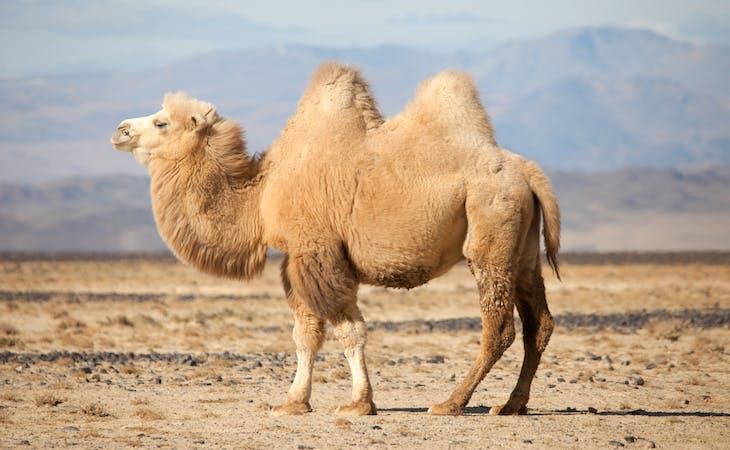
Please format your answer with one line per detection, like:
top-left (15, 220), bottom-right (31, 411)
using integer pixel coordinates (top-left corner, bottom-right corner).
top-left (523, 160), bottom-right (561, 279)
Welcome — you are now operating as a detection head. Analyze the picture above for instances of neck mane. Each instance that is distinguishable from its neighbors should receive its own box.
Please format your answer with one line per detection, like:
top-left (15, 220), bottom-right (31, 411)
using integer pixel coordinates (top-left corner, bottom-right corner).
top-left (148, 119), bottom-right (268, 279)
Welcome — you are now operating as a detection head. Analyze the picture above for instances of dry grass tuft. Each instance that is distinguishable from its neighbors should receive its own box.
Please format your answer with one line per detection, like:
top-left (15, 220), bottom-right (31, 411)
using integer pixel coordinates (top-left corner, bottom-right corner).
top-left (134, 407), bottom-right (164, 420)
top-left (647, 318), bottom-right (685, 341)
top-left (78, 427), bottom-right (102, 438)
top-left (330, 367), bottom-right (350, 381)
top-left (120, 365), bottom-right (140, 375)
top-left (335, 418), bottom-right (352, 427)
top-left (100, 315), bottom-right (134, 327)
top-left (0, 392), bottom-right (21, 403)
top-left (34, 393), bottom-right (65, 407)
top-left (692, 335), bottom-right (725, 355)
top-left (0, 408), bottom-right (12, 423)
top-left (0, 322), bottom-right (19, 335)
top-left (0, 336), bottom-right (21, 347)
top-left (0, 321), bottom-right (22, 346)
top-left (81, 402), bottom-right (111, 417)
top-left (56, 318), bottom-right (87, 331)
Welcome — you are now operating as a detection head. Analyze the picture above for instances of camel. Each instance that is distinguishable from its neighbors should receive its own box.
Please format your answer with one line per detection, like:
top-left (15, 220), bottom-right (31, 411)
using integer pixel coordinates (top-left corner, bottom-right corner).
top-left (110, 61), bottom-right (560, 417)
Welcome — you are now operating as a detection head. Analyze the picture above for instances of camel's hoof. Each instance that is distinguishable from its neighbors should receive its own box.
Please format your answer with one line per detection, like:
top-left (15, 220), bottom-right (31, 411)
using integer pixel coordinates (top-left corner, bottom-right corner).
top-left (336, 401), bottom-right (377, 416)
top-left (489, 403), bottom-right (528, 415)
top-left (428, 402), bottom-right (464, 416)
top-left (271, 401), bottom-right (312, 416)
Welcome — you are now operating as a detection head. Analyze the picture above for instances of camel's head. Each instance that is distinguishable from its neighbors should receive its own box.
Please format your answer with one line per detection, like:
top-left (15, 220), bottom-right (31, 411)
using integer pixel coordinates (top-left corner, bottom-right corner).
top-left (111, 92), bottom-right (220, 167)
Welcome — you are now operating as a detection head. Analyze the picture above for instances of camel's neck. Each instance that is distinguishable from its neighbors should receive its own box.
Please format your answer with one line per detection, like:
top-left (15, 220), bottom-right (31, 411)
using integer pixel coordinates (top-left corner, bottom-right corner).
top-left (148, 122), bottom-right (268, 279)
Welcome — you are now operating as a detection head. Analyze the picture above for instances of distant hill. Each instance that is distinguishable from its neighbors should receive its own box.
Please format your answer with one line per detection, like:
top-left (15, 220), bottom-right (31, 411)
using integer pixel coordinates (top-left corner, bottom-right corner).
top-left (1, 26), bottom-right (729, 184)
top-left (1, 167), bottom-right (729, 252)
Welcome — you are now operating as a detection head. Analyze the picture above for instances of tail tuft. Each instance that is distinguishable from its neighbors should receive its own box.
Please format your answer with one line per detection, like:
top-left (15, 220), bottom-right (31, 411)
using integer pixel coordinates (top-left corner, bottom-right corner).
top-left (523, 161), bottom-right (561, 280)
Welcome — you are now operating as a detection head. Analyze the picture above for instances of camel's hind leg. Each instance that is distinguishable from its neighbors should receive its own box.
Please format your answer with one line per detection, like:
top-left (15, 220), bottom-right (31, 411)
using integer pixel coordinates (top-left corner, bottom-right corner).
top-left (272, 256), bottom-right (326, 416)
top-left (490, 265), bottom-right (554, 415)
top-left (429, 260), bottom-right (517, 415)
top-left (429, 186), bottom-right (529, 416)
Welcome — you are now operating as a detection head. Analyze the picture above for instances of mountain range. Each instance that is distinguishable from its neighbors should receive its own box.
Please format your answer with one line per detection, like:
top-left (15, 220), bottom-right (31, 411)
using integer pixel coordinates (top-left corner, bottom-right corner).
top-left (1, 26), bottom-right (729, 184)
top-left (2, 166), bottom-right (729, 252)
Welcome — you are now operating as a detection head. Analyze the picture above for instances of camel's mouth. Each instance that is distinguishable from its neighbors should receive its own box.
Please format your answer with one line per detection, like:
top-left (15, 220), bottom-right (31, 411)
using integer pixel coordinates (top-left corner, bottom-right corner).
top-left (110, 133), bottom-right (132, 151)
top-left (111, 122), bottom-right (135, 151)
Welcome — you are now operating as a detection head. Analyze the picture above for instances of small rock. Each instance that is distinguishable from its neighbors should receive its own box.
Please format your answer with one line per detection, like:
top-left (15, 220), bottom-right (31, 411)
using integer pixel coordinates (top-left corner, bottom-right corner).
top-left (63, 426), bottom-right (80, 433)
top-left (427, 355), bottom-right (445, 364)
top-left (523, 439), bottom-right (533, 444)
top-left (154, 376), bottom-right (162, 384)
top-left (569, 379), bottom-right (577, 384)
top-left (372, 425), bottom-right (383, 430)
top-left (683, 399), bottom-right (690, 405)
top-left (557, 377), bottom-right (565, 383)
top-left (544, 371), bottom-right (553, 378)
top-left (624, 436), bottom-right (636, 443)
top-left (629, 376), bottom-right (645, 386)
top-left (547, 384), bottom-right (556, 388)
top-left (587, 406), bottom-right (598, 414)
top-left (609, 439), bottom-right (625, 447)
top-left (645, 362), bottom-right (656, 369)
top-left (19, 440), bottom-right (30, 446)
top-left (193, 440), bottom-right (205, 444)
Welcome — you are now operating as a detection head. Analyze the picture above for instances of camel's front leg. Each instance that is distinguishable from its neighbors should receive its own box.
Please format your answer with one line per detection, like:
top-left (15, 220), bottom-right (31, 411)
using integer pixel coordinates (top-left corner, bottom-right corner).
top-left (271, 303), bottom-right (324, 416)
top-left (272, 258), bottom-right (325, 416)
top-left (331, 302), bottom-right (376, 415)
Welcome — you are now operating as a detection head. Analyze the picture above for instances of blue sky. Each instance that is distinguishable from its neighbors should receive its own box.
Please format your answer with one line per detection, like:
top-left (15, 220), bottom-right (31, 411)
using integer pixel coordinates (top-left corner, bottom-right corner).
top-left (1, 0), bottom-right (729, 78)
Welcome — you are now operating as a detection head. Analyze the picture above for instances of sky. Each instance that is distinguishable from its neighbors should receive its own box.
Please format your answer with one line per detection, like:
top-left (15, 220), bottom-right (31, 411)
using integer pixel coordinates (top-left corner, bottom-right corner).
top-left (1, 0), bottom-right (729, 78)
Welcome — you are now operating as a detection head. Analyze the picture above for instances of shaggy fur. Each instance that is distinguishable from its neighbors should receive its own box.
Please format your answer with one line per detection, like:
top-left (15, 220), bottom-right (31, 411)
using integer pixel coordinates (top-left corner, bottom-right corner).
top-left (111, 61), bottom-right (560, 417)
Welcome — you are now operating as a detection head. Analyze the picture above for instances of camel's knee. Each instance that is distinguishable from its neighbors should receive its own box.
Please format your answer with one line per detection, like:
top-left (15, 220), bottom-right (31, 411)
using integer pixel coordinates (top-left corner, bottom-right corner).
top-left (332, 316), bottom-right (367, 354)
top-left (292, 318), bottom-right (325, 352)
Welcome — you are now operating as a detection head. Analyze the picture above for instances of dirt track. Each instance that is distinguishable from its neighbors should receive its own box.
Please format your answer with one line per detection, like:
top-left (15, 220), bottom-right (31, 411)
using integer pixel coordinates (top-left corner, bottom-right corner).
top-left (1, 255), bottom-right (729, 448)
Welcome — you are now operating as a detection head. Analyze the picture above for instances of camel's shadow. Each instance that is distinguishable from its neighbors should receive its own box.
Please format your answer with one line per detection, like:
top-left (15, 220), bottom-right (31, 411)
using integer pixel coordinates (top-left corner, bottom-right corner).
top-left (378, 407), bottom-right (730, 417)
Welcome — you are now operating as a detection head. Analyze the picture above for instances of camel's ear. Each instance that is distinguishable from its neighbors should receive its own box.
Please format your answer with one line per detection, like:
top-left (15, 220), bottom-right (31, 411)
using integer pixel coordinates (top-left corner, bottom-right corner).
top-left (190, 107), bottom-right (219, 132)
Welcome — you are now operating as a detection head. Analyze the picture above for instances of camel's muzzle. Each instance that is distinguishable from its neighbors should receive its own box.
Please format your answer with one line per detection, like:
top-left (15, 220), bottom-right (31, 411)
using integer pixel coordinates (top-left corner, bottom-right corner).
top-left (111, 122), bottom-right (133, 151)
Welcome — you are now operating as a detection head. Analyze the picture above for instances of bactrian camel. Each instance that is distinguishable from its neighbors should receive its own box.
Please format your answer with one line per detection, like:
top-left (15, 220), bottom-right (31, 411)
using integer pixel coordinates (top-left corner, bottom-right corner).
top-left (110, 61), bottom-right (560, 416)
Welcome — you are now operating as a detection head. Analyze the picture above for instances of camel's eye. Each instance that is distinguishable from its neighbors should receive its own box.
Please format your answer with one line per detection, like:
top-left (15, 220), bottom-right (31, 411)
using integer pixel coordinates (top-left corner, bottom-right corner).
top-left (154, 121), bottom-right (168, 129)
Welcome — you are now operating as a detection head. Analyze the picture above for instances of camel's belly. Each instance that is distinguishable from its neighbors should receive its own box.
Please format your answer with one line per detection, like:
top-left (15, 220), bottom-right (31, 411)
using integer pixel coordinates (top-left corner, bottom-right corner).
top-left (348, 214), bottom-right (467, 289)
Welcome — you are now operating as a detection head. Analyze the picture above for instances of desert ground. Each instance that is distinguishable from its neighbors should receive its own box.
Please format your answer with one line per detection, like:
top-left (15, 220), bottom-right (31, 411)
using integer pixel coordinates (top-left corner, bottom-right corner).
top-left (1, 253), bottom-right (729, 449)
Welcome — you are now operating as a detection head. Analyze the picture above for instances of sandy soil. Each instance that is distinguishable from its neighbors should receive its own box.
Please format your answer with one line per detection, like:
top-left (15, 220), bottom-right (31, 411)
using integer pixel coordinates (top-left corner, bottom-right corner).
top-left (1, 255), bottom-right (729, 449)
